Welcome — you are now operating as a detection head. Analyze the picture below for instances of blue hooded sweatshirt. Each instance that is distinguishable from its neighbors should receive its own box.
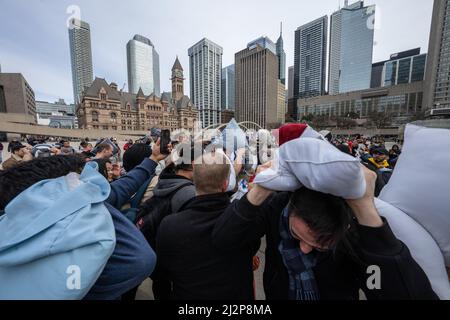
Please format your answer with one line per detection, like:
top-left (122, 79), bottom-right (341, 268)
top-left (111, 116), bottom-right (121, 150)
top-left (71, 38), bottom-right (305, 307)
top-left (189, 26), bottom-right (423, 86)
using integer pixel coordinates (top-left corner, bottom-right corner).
top-left (84, 158), bottom-right (158, 300)
top-left (0, 162), bottom-right (116, 300)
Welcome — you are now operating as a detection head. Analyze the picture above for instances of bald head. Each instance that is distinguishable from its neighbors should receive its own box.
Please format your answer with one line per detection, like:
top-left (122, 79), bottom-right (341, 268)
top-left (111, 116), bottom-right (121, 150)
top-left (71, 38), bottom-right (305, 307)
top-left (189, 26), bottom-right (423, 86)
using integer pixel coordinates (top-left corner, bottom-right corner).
top-left (193, 152), bottom-right (231, 195)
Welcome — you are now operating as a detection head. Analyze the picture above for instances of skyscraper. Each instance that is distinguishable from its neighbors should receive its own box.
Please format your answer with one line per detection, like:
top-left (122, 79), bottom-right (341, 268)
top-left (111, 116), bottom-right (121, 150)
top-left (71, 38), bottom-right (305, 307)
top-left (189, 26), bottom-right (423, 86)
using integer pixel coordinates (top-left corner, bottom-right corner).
top-left (235, 40), bottom-right (279, 129)
top-left (127, 34), bottom-right (160, 96)
top-left (247, 37), bottom-right (277, 55)
top-left (382, 51), bottom-right (427, 87)
top-left (0, 73), bottom-right (36, 120)
top-left (328, 1), bottom-right (375, 95)
top-left (188, 38), bottom-right (223, 128)
top-left (294, 15), bottom-right (328, 99)
top-left (221, 64), bottom-right (235, 111)
top-left (287, 66), bottom-right (295, 99)
top-left (68, 19), bottom-right (93, 105)
top-left (424, 0), bottom-right (450, 113)
top-left (276, 23), bottom-right (287, 85)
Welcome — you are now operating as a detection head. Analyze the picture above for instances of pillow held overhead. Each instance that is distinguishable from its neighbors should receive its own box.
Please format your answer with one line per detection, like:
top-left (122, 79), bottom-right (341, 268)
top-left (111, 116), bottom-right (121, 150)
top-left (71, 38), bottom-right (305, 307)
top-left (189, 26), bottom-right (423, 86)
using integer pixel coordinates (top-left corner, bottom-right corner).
top-left (254, 124), bottom-right (366, 199)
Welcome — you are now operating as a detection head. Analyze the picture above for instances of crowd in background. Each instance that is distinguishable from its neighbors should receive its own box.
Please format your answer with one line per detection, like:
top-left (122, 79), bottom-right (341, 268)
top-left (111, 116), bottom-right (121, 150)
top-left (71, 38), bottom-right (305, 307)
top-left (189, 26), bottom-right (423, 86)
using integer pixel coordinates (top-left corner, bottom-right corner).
top-left (0, 124), bottom-right (444, 300)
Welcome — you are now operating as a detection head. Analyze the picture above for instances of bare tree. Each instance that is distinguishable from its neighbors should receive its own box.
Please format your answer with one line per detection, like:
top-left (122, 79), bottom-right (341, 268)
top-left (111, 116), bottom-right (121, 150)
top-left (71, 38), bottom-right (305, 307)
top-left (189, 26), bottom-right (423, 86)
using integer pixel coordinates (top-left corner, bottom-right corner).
top-left (368, 111), bottom-right (393, 129)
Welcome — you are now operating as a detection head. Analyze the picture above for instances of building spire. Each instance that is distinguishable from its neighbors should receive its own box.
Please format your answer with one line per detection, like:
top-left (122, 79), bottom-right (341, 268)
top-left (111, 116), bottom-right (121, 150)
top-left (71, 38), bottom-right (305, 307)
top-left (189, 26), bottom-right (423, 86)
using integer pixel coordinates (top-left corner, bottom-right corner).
top-left (280, 22), bottom-right (283, 37)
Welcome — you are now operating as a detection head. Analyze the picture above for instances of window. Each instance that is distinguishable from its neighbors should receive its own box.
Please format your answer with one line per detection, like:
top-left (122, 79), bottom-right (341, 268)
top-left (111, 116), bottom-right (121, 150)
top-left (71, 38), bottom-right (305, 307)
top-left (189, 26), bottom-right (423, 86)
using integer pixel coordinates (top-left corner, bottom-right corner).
top-left (102, 125), bottom-right (109, 130)
top-left (92, 111), bottom-right (99, 122)
top-left (306, 55), bottom-right (311, 71)
top-left (0, 85), bottom-right (6, 113)
top-left (306, 34), bottom-right (312, 50)
top-left (110, 112), bottom-right (117, 124)
top-left (101, 93), bottom-right (107, 101)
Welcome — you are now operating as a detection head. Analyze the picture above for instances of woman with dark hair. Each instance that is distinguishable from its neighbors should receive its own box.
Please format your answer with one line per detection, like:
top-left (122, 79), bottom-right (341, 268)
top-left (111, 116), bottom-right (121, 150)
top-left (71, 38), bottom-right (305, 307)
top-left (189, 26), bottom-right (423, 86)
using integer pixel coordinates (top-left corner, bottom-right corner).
top-left (91, 158), bottom-right (120, 182)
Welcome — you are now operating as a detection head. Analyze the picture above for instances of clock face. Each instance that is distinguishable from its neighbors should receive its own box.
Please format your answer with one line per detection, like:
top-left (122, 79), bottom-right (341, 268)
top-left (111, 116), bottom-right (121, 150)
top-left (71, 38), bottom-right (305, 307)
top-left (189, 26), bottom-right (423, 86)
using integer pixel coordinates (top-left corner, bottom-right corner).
top-left (175, 70), bottom-right (183, 78)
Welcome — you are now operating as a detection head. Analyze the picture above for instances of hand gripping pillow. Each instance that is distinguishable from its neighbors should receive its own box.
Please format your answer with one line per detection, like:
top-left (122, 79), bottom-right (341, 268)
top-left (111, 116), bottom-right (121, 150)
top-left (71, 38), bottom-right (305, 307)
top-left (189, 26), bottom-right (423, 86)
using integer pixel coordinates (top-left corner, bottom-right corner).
top-left (379, 124), bottom-right (450, 268)
top-left (375, 198), bottom-right (450, 300)
top-left (254, 137), bottom-right (366, 199)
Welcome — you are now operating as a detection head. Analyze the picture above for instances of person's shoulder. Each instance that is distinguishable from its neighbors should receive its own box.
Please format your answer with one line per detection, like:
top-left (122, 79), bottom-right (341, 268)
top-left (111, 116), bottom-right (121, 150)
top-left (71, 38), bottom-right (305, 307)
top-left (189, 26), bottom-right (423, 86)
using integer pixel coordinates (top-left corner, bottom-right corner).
top-left (2, 156), bottom-right (16, 167)
top-left (159, 209), bottom-right (189, 230)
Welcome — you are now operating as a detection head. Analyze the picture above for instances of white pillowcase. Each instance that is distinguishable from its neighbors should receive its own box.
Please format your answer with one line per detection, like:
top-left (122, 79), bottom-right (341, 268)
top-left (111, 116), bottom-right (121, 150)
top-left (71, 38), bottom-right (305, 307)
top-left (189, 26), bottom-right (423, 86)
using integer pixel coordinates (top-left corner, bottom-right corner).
top-left (222, 119), bottom-right (248, 152)
top-left (375, 198), bottom-right (450, 300)
top-left (254, 137), bottom-right (366, 199)
top-left (379, 124), bottom-right (450, 267)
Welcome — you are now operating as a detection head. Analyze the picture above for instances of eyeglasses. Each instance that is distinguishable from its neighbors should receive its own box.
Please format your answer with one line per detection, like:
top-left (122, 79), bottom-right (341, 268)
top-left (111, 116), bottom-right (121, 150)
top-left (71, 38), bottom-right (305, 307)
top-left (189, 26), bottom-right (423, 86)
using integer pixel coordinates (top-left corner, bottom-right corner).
top-left (288, 202), bottom-right (332, 253)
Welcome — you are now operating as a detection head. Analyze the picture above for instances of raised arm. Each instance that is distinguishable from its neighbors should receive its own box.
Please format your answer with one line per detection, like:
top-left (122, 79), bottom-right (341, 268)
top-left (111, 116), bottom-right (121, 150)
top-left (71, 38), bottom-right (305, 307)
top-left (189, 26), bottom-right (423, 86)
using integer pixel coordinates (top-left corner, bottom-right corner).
top-left (213, 162), bottom-right (289, 250)
top-left (346, 166), bottom-right (438, 300)
top-left (106, 139), bottom-right (168, 209)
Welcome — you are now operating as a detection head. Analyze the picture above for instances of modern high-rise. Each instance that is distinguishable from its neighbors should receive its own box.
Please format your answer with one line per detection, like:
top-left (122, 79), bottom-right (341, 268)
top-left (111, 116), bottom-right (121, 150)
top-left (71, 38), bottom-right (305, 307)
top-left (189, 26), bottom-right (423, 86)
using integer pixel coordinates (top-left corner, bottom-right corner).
top-left (277, 80), bottom-right (286, 124)
top-left (188, 38), bottom-right (223, 128)
top-left (328, 1), bottom-right (375, 95)
top-left (287, 66), bottom-right (295, 99)
top-left (235, 40), bottom-right (279, 129)
top-left (69, 19), bottom-right (93, 105)
top-left (127, 34), bottom-right (160, 96)
top-left (382, 52), bottom-right (427, 87)
top-left (294, 15), bottom-right (328, 99)
top-left (221, 64), bottom-right (235, 111)
top-left (371, 48), bottom-right (424, 88)
top-left (0, 73), bottom-right (36, 121)
top-left (36, 99), bottom-right (78, 129)
top-left (247, 37), bottom-right (277, 55)
top-left (424, 0), bottom-right (450, 114)
top-left (276, 23), bottom-right (287, 85)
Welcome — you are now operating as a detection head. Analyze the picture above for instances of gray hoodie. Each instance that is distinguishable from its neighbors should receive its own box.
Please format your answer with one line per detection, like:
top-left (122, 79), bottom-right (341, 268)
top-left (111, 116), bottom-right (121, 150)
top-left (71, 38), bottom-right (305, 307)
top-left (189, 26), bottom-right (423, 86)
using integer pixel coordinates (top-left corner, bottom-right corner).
top-left (152, 174), bottom-right (196, 213)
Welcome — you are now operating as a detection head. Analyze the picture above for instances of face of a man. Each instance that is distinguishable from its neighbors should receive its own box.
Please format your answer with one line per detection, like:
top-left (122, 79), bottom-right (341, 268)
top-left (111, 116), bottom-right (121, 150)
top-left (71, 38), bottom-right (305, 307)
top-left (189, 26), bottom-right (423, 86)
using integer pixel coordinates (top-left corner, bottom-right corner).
top-left (63, 142), bottom-right (70, 148)
top-left (374, 153), bottom-right (388, 163)
top-left (103, 146), bottom-right (113, 158)
top-left (15, 148), bottom-right (25, 158)
top-left (288, 215), bottom-right (331, 254)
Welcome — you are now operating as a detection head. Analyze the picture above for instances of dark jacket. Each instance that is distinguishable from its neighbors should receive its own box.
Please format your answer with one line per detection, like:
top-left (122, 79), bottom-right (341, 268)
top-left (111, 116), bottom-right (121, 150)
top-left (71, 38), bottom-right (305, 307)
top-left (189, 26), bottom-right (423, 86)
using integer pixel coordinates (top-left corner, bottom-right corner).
top-left (212, 193), bottom-right (438, 300)
top-left (156, 193), bottom-right (261, 300)
top-left (84, 158), bottom-right (158, 300)
top-left (139, 170), bottom-right (196, 300)
top-left (152, 172), bottom-right (196, 214)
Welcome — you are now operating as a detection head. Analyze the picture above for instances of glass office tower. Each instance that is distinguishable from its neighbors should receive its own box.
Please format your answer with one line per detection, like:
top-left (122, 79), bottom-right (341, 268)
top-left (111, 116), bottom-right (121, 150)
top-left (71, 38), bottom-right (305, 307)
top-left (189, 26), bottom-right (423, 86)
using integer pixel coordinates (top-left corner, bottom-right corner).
top-left (127, 35), bottom-right (160, 96)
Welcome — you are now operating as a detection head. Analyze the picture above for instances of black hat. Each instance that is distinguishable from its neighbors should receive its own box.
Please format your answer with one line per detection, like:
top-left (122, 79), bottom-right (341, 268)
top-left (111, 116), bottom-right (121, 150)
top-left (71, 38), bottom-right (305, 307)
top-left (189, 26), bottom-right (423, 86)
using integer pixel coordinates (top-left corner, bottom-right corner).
top-left (11, 143), bottom-right (26, 153)
top-left (373, 147), bottom-right (389, 156)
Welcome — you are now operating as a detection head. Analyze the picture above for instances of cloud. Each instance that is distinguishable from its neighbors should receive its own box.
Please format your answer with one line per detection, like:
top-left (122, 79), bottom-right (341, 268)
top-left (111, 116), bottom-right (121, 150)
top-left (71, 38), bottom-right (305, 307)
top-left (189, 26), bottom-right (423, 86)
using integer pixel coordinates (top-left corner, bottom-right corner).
top-left (0, 0), bottom-right (434, 103)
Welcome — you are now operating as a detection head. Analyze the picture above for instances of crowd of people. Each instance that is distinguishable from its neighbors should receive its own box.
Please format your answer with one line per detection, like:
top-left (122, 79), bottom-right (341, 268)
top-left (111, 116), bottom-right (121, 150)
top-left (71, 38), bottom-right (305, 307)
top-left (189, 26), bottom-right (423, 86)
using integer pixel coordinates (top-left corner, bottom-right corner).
top-left (0, 123), bottom-right (447, 300)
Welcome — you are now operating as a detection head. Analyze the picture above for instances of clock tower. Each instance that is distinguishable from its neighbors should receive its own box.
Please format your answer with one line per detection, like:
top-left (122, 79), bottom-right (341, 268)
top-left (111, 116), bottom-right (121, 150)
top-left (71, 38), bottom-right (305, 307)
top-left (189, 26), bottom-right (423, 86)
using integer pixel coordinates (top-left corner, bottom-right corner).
top-left (171, 56), bottom-right (184, 101)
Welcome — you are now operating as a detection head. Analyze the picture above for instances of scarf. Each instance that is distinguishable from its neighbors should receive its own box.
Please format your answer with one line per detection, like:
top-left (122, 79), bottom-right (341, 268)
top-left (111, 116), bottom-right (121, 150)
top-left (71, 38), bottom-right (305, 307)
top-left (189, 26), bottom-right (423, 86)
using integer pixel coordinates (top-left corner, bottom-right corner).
top-left (278, 207), bottom-right (320, 300)
top-left (369, 157), bottom-right (390, 169)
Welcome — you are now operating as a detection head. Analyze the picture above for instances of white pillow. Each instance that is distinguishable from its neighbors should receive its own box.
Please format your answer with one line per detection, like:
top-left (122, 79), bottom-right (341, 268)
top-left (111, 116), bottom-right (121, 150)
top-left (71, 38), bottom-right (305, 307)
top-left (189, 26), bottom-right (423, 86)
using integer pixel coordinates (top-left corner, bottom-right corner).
top-left (379, 124), bottom-right (450, 267)
top-left (254, 137), bottom-right (366, 199)
top-left (222, 119), bottom-right (248, 152)
top-left (375, 198), bottom-right (450, 300)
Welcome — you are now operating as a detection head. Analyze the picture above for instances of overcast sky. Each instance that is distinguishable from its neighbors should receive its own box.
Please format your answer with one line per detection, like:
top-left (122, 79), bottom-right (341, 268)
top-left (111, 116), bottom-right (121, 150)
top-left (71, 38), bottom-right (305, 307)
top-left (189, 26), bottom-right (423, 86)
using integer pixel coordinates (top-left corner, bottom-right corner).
top-left (0, 0), bottom-right (434, 104)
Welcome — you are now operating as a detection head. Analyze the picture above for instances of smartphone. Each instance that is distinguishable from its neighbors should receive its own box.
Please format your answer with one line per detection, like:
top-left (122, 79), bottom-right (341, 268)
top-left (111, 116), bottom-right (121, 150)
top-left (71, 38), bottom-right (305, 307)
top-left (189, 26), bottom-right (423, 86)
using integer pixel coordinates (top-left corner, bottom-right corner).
top-left (160, 129), bottom-right (171, 155)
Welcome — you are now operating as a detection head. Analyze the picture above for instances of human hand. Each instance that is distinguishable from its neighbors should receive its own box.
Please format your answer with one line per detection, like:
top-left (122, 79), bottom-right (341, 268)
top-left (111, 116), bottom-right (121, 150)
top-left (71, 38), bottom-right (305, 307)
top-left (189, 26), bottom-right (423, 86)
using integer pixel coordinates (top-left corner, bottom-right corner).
top-left (150, 138), bottom-right (170, 162)
top-left (346, 165), bottom-right (383, 227)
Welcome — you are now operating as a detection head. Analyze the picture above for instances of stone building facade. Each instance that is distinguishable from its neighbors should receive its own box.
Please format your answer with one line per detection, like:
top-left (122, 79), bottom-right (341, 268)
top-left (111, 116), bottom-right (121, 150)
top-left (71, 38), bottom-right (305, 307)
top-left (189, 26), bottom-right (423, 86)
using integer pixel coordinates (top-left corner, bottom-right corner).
top-left (77, 58), bottom-right (198, 133)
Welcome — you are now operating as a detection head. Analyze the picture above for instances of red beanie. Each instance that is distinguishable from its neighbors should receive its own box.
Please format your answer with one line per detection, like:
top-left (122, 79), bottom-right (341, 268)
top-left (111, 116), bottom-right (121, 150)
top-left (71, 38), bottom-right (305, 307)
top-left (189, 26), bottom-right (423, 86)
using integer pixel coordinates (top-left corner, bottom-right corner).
top-left (278, 124), bottom-right (308, 146)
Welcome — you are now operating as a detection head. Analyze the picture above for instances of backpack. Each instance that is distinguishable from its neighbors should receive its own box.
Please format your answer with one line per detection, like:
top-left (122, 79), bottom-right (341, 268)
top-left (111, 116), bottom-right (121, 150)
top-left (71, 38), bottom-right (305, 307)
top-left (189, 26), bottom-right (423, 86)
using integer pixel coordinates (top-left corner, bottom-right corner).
top-left (122, 177), bottom-right (154, 223)
top-left (135, 182), bottom-right (192, 248)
